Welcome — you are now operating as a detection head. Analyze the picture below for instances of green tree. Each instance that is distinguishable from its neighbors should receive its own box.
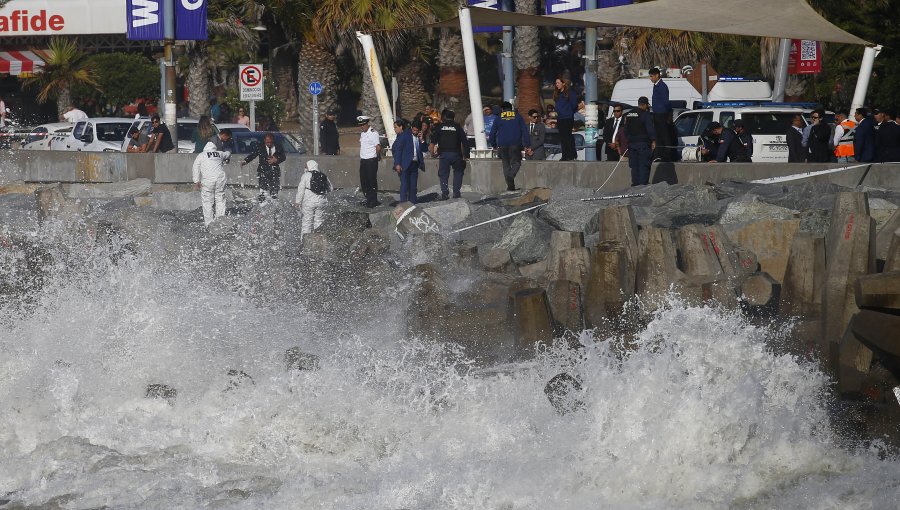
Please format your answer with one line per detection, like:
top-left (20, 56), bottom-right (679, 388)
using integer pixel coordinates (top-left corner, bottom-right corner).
top-left (71, 53), bottom-right (159, 111)
top-left (222, 77), bottom-right (286, 127)
top-left (22, 38), bottom-right (99, 117)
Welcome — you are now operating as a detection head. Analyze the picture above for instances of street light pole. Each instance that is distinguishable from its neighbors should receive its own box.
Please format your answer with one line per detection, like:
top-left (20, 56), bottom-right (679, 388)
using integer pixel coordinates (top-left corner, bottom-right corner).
top-left (163, 0), bottom-right (178, 148)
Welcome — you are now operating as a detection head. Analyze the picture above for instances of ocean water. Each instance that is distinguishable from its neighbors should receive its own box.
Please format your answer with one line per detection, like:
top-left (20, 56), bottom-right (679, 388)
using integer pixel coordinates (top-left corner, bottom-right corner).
top-left (2, 216), bottom-right (900, 509)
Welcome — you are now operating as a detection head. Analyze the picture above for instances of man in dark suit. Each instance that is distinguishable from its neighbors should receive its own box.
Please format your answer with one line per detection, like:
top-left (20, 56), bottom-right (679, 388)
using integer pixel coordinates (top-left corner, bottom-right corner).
top-left (854, 107), bottom-right (876, 163)
top-left (391, 119), bottom-right (426, 204)
top-left (525, 109), bottom-right (546, 160)
top-left (241, 132), bottom-right (286, 200)
top-left (874, 109), bottom-right (900, 162)
top-left (786, 114), bottom-right (806, 162)
top-left (602, 104), bottom-right (624, 161)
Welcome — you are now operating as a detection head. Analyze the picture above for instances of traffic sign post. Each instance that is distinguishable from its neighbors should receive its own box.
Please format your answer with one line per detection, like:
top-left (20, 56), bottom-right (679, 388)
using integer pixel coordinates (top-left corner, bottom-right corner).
top-left (309, 81), bottom-right (322, 156)
top-left (240, 64), bottom-right (264, 130)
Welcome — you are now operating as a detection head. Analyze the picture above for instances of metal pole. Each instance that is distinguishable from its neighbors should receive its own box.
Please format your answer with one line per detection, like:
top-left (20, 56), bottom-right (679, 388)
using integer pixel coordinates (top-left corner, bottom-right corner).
top-left (159, 57), bottom-right (166, 120)
top-left (312, 95), bottom-right (320, 156)
top-left (356, 32), bottom-right (397, 145)
top-left (701, 60), bottom-right (708, 102)
top-left (459, 8), bottom-right (488, 155)
top-left (163, 0), bottom-right (178, 149)
top-left (501, 0), bottom-right (514, 104)
top-left (249, 100), bottom-right (256, 132)
top-left (850, 45), bottom-right (883, 116)
top-left (772, 38), bottom-right (791, 102)
top-left (584, 0), bottom-right (598, 161)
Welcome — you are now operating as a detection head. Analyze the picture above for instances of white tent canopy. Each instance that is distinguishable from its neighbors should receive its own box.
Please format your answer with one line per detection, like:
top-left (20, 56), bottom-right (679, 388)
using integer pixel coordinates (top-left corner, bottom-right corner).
top-left (430, 0), bottom-right (868, 46)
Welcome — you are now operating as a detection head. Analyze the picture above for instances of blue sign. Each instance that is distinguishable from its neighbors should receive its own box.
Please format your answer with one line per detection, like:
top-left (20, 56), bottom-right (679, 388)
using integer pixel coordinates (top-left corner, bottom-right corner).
top-left (176, 0), bottom-right (208, 41)
top-left (308, 82), bottom-right (323, 95)
top-left (127, 0), bottom-right (165, 40)
top-left (545, 0), bottom-right (631, 15)
top-left (467, 0), bottom-right (500, 33)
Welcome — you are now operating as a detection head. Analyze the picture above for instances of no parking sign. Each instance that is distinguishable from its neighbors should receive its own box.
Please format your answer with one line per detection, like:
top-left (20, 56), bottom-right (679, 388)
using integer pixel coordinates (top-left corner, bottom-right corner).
top-left (239, 64), bottom-right (264, 101)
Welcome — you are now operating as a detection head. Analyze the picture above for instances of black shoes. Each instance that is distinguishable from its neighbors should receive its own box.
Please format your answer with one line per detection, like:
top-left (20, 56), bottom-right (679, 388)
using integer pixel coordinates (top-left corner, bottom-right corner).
top-left (440, 194), bottom-right (449, 201)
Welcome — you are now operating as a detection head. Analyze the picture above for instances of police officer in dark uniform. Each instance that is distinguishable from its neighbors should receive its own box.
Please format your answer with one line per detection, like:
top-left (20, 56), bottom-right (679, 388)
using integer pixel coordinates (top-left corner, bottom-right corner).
top-left (489, 101), bottom-right (531, 192)
top-left (716, 119), bottom-right (753, 162)
top-left (434, 109), bottom-right (467, 200)
top-left (624, 97), bottom-right (657, 186)
top-left (699, 121), bottom-right (723, 162)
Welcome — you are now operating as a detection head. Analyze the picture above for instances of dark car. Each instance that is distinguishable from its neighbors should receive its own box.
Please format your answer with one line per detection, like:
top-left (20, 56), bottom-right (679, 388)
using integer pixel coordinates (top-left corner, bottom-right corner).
top-left (229, 132), bottom-right (306, 155)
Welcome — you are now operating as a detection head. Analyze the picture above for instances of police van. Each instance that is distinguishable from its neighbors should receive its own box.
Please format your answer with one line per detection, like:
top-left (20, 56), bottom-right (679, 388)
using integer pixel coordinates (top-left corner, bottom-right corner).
top-left (674, 102), bottom-right (821, 162)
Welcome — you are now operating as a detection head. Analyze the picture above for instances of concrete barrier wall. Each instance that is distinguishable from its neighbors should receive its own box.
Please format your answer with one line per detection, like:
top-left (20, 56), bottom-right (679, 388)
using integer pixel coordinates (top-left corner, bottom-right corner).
top-left (2, 150), bottom-right (899, 193)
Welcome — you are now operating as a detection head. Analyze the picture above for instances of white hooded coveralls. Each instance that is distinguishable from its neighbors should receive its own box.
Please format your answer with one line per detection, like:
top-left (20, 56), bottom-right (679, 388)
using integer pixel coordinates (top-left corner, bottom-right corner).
top-left (294, 160), bottom-right (332, 235)
top-left (192, 141), bottom-right (231, 226)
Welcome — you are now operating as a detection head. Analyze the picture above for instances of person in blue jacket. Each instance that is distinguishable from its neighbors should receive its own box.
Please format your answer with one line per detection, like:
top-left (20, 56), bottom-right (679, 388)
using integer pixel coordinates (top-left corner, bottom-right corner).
top-left (554, 77), bottom-right (579, 161)
top-left (490, 101), bottom-right (532, 192)
top-left (854, 107), bottom-right (877, 163)
top-left (649, 67), bottom-right (674, 161)
top-left (392, 118), bottom-right (426, 204)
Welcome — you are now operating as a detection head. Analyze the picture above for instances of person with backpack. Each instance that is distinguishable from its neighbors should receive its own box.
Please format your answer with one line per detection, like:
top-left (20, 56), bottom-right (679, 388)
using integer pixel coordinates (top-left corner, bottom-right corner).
top-left (294, 159), bottom-right (333, 237)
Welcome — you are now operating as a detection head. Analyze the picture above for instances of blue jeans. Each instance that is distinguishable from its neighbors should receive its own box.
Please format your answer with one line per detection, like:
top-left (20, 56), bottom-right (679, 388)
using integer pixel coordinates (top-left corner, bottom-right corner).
top-left (399, 162), bottom-right (420, 203)
top-left (628, 144), bottom-right (652, 186)
top-left (438, 151), bottom-right (465, 197)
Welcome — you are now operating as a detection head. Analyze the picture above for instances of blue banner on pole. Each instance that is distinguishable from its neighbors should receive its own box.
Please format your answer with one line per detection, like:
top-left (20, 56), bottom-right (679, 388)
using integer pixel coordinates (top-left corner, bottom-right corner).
top-left (126, 0), bottom-right (165, 40)
top-left (176, 0), bottom-right (208, 40)
top-left (545, 0), bottom-right (631, 15)
top-left (467, 0), bottom-right (501, 33)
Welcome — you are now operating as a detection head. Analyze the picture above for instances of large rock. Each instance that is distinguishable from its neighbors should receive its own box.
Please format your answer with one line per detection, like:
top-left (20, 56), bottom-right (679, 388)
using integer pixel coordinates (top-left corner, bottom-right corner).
top-left (66, 178), bottom-right (152, 199)
top-left (482, 248), bottom-right (518, 274)
top-left (493, 213), bottom-right (553, 265)
top-left (779, 232), bottom-right (826, 318)
top-left (718, 194), bottom-right (799, 225)
top-left (539, 199), bottom-right (603, 232)
top-left (451, 203), bottom-right (509, 249)
top-left (0, 193), bottom-right (40, 235)
top-left (854, 271), bottom-right (900, 310)
top-left (592, 205), bottom-right (639, 292)
top-left (34, 183), bottom-right (86, 223)
top-left (676, 224), bottom-right (724, 279)
top-left (636, 227), bottom-right (682, 302)
top-left (546, 231), bottom-right (585, 282)
top-left (641, 184), bottom-right (720, 227)
top-left (584, 241), bottom-right (633, 328)
top-left (418, 200), bottom-right (472, 230)
top-left (875, 208), bottom-right (900, 263)
top-left (726, 219), bottom-right (800, 283)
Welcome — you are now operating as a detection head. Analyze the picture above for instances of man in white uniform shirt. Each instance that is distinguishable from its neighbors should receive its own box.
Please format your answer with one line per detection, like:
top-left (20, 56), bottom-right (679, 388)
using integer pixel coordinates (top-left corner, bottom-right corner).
top-left (358, 116), bottom-right (382, 208)
top-left (61, 105), bottom-right (88, 123)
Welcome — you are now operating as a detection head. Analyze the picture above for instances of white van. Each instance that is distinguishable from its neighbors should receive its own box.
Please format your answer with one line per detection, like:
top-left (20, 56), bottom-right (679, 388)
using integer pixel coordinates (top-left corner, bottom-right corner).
top-left (609, 78), bottom-right (702, 113)
top-left (674, 103), bottom-right (818, 162)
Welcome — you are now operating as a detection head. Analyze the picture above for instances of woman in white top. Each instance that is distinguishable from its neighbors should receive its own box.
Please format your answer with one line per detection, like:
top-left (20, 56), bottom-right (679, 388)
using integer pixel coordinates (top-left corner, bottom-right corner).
top-left (294, 159), bottom-right (333, 236)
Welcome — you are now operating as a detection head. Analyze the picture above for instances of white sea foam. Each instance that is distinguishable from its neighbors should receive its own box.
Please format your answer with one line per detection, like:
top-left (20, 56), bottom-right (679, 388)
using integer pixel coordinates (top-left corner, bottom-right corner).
top-left (1, 229), bottom-right (899, 509)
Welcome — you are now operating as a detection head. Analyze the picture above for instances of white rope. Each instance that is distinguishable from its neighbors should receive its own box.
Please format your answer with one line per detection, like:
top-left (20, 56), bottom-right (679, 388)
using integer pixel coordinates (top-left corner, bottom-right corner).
top-left (748, 163), bottom-right (872, 184)
top-left (580, 193), bottom-right (646, 202)
top-left (447, 202), bottom-right (548, 234)
top-left (594, 148), bottom-right (629, 193)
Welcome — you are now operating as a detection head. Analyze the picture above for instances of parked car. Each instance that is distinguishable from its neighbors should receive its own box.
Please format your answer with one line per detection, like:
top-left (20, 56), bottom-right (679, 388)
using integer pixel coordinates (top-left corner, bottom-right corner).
top-left (544, 128), bottom-right (586, 161)
top-left (674, 102), bottom-right (821, 162)
top-left (0, 125), bottom-right (34, 150)
top-left (120, 118), bottom-right (251, 153)
top-left (21, 123), bottom-right (74, 150)
top-left (55, 118), bottom-right (133, 152)
top-left (229, 131), bottom-right (306, 155)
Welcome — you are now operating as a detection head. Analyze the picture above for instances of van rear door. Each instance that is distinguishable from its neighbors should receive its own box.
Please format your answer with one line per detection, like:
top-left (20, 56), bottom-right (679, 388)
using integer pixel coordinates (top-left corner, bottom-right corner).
top-left (740, 112), bottom-right (801, 162)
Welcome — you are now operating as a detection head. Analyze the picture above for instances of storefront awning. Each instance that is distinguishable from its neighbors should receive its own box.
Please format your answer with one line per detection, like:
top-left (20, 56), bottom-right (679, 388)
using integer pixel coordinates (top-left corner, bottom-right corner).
top-left (0, 49), bottom-right (46, 76)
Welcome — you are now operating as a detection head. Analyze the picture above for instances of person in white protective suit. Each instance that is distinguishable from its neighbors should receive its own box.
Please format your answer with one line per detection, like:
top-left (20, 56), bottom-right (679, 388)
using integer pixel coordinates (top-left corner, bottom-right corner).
top-left (294, 159), bottom-right (333, 236)
top-left (192, 131), bottom-right (233, 226)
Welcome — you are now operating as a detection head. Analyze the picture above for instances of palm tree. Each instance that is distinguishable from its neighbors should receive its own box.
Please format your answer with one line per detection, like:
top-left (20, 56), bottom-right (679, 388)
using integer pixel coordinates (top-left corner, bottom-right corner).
top-left (513, 0), bottom-right (541, 116)
top-left (22, 38), bottom-right (99, 117)
top-left (616, 27), bottom-right (715, 73)
top-left (394, 45), bottom-right (432, 118)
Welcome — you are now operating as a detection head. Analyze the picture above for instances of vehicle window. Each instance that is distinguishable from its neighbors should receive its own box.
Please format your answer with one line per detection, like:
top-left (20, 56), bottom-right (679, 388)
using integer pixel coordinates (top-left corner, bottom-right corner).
top-left (24, 127), bottom-right (49, 144)
top-left (695, 112), bottom-right (714, 135)
top-left (96, 123), bottom-right (131, 141)
top-left (719, 112), bottom-right (735, 129)
top-left (574, 134), bottom-right (585, 146)
top-left (83, 124), bottom-right (94, 140)
top-left (125, 121), bottom-right (142, 138)
top-left (675, 113), bottom-right (697, 137)
top-left (233, 134), bottom-right (299, 153)
top-left (178, 123), bottom-right (199, 141)
top-left (544, 130), bottom-right (560, 146)
top-left (740, 113), bottom-right (800, 136)
top-left (73, 122), bottom-right (87, 139)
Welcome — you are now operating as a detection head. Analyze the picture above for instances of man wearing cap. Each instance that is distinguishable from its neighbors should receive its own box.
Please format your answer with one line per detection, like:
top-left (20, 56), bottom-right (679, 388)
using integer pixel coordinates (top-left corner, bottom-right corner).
top-left (358, 116), bottom-right (382, 207)
top-left (320, 110), bottom-right (340, 155)
top-left (648, 67), bottom-right (673, 162)
top-left (716, 120), bottom-right (753, 163)
top-left (623, 98), bottom-right (656, 186)
top-left (699, 121), bottom-right (723, 162)
top-left (434, 109), bottom-right (467, 200)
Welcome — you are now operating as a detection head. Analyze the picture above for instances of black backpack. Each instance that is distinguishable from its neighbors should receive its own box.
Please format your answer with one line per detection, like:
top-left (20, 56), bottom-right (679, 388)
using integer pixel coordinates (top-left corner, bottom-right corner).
top-left (309, 170), bottom-right (329, 195)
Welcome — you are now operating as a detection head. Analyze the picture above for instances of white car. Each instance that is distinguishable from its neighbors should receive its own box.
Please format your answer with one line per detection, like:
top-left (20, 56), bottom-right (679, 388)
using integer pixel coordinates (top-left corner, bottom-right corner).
top-left (55, 118), bottom-right (133, 152)
top-left (120, 118), bottom-right (251, 153)
top-left (674, 103), bottom-right (819, 162)
top-left (21, 123), bottom-right (74, 150)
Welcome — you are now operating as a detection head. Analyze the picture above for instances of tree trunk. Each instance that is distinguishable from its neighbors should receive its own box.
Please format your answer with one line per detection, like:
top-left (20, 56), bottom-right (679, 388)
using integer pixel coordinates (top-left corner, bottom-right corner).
top-left (297, 40), bottom-right (338, 147)
top-left (56, 87), bottom-right (71, 118)
top-left (395, 53), bottom-right (428, 119)
top-left (268, 24), bottom-right (298, 120)
top-left (187, 42), bottom-right (211, 118)
top-left (513, 0), bottom-right (541, 117)
top-left (435, 28), bottom-right (470, 122)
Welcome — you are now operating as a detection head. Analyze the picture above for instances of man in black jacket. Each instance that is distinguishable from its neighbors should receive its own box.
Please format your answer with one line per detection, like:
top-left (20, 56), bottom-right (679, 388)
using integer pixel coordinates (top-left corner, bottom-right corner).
top-left (786, 114), bottom-right (806, 163)
top-left (241, 132), bottom-right (286, 200)
top-left (875, 109), bottom-right (900, 162)
top-left (320, 109), bottom-right (340, 155)
top-left (716, 120), bottom-right (753, 163)
top-left (602, 104), bottom-right (624, 161)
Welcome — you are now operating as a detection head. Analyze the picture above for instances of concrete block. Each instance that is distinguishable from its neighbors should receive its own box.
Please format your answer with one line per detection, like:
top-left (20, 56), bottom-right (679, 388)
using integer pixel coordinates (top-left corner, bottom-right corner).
top-left (547, 280), bottom-right (584, 333)
top-left (502, 187), bottom-right (552, 207)
top-left (676, 224), bottom-right (723, 279)
top-left (405, 264), bottom-right (449, 341)
top-left (741, 272), bottom-right (781, 314)
top-left (726, 219), bottom-right (800, 283)
top-left (519, 259), bottom-right (548, 281)
top-left (718, 194), bottom-right (799, 224)
top-left (855, 271), bottom-right (900, 310)
top-left (706, 224), bottom-right (741, 282)
top-left (25, 151), bottom-right (128, 183)
top-left (673, 275), bottom-right (739, 309)
top-left (593, 205), bottom-right (639, 292)
top-left (780, 232), bottom-right (826, 318)
top-left (482, 248), bottom-right (518, 274)
top-left (584, 241), bottom-right (633, 328)
top-left (66, 178), bottom-right (152, 199)
top-left (509, 287), bottom-right (555, 352)
top-left (849, 309), bottom-right (900, 359)
top-left (886, 228), bottom-right (900, 272)
top-left (548, 247), bottom-right (591, 289)
top-left (875, 209), bottom-right (900, 262)
top-left (636, 227), bottom-right (681, 301)
top-left (826, 191), bottom-right (869, 257)
top-left (391, 202), bottom-right (441, 238)
top-left (151, 191), bottom-right (202, 211)
top-left (822, 211), bottom-right (876, 377)
top-left (837, 325), bottom-right (874, 396)
top-left (734, 247), bottom-right (760, 277)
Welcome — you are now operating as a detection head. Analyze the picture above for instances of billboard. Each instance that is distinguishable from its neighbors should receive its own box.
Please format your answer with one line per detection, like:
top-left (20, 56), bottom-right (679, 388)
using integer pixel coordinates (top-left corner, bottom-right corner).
top-left (127, 0), bottom-right (207, 41)
top-left (0, 0), bottom-right (126, 35)
top-left (788, 39), bottom-right (821, 74)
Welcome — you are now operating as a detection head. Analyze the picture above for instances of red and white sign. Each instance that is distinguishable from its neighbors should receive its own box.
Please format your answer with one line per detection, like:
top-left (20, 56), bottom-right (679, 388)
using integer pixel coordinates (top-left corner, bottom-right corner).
top-left (788, 39), bottom-right (822, 75)
top-left (0, 50), bottom-right (45, 75)
top-left (0, 0), bottom-right (126, 36)
top-left (239, 64), bottom-right (264, 101)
